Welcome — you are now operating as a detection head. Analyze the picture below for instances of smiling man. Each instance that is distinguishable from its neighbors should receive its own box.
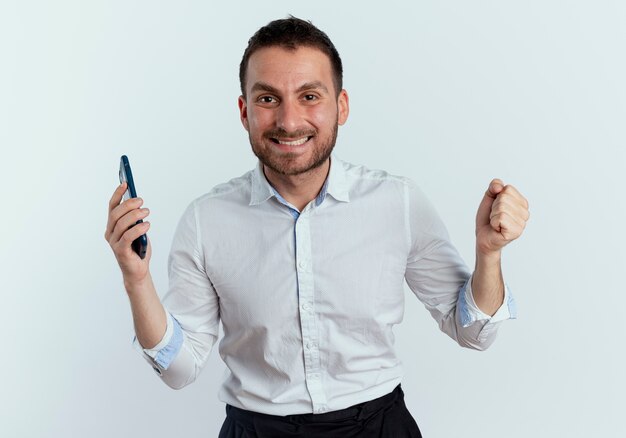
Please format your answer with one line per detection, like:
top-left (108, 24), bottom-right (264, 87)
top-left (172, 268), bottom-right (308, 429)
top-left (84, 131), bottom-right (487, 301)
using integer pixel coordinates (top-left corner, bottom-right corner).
top-left (238, 37), bottom-right (349, 212)
top-left (106, 16), bottom-right (529, 438)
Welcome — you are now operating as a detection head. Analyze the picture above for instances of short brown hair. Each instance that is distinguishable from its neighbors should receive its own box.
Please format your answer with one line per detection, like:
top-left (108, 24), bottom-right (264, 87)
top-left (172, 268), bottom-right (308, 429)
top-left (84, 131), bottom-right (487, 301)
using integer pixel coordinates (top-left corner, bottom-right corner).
top-left (239, 16), bottom-right (343, 98)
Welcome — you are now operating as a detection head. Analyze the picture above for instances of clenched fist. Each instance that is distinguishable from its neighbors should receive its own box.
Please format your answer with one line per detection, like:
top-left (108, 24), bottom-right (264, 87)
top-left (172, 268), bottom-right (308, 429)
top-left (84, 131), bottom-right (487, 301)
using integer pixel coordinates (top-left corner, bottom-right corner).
top-left (475, 179), bottom-right (529, 256)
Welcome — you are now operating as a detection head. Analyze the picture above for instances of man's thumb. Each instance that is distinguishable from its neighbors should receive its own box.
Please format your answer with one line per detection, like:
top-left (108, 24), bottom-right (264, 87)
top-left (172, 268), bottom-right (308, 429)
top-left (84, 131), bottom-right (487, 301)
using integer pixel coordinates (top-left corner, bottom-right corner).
top-left (476, 179), bottom-right (505, 227)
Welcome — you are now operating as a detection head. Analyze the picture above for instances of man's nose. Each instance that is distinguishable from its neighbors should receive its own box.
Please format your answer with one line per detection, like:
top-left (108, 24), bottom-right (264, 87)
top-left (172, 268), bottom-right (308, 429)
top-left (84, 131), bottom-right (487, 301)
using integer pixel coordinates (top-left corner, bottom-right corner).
top-left (276, 99), bottom-right (303, 133)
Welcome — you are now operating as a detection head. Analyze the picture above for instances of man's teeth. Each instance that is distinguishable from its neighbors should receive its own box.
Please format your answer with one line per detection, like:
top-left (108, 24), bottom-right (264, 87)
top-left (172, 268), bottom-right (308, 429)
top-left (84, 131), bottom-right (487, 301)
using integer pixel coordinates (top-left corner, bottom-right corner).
top-left (277, 137), bottom-right (309, 146)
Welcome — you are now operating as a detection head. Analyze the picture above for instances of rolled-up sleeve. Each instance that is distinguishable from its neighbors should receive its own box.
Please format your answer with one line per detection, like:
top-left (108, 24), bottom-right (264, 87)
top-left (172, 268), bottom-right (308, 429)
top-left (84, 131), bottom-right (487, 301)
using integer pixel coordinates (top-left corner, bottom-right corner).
top-left (132, 200), bottom-right (220, 389)
top-left (456, 275), bottom-right (517, 348)
top-left (403, 180), bottom-right (516, 350)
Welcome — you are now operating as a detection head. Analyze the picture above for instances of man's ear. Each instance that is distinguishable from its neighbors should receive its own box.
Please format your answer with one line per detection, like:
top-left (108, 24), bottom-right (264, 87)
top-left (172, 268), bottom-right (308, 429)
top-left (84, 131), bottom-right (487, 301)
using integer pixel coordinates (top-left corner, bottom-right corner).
top-left (238, 95), bottom-right (249, 131)
top-left (337, 89), bottom-right (349, 126)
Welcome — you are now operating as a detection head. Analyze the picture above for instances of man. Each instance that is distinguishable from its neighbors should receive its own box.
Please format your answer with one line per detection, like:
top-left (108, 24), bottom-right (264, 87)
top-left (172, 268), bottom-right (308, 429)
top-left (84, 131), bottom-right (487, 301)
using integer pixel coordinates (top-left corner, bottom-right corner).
top-left (105, 17), bottom-right (529, 437)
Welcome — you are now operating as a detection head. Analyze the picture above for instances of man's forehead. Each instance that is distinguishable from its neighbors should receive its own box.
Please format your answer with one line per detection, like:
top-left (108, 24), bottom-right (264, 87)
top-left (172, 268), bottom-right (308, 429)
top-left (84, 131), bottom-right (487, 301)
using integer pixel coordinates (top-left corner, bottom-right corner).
top-left (246, 46), bottom-right (334, 91)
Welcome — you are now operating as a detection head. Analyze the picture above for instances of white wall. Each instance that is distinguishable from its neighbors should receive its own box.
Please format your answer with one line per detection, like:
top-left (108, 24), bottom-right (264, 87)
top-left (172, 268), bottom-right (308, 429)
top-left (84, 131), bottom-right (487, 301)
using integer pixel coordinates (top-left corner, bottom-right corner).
top-left (2, 1), bottom-right (624, 437)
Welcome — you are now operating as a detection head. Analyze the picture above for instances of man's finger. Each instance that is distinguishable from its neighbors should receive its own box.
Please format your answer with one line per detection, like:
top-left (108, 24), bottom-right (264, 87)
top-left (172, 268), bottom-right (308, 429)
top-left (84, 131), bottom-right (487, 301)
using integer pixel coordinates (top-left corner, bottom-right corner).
top-left (490, 197), bottom-right (531, 223)
top-left (106, 194), bottom-right (144, 240)
top-left (108, 182), bottom-right (128, 212)
top-left (486, 178), bottom-right (505, 198)
top-left (105, 183), bottom-right (128, 240)
top-left (119, 221), bottom-right (151, 247)
top-left (476, 178), bottom-right (505, 228)
top-left (109, 204), bottom-right (148, 244)
top-left (490, 211), bottom-right (525, 242)
top-left (499, 184), bottom-right (529, 210)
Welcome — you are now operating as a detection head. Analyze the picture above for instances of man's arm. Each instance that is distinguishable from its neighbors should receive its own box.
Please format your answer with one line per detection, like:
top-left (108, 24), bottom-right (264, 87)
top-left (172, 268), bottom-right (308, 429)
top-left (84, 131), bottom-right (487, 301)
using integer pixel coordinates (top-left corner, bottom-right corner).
top-left (403, 179), bottom-right (522, 350)
top-left (472, 179), bottom-right (529, 315)
top-left (106, 183), bottom-right (217, 389)
top-left (105, 182), bottom-right (167, 349)
top-left (471, 251), bottom-right (504, 316)
top-left (125, 273), bottom-right (168, 349)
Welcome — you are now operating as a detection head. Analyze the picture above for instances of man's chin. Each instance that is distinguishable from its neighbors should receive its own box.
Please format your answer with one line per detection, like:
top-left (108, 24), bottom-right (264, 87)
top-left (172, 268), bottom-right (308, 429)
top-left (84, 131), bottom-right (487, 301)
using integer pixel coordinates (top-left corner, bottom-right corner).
top-left (266, 160), bottom-right (318, 176)
top-left (251, 134), bottom-right (336, 177)
top-left (261, 154), bottom-right (329, 177)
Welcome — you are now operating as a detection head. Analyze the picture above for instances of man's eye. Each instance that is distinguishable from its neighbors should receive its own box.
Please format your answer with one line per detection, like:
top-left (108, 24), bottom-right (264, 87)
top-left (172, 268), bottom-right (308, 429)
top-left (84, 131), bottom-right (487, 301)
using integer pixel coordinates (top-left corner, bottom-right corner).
top-left (259, 96), bottom-right (276, 103)
top-left (303, 94), bottom-right (317, 101)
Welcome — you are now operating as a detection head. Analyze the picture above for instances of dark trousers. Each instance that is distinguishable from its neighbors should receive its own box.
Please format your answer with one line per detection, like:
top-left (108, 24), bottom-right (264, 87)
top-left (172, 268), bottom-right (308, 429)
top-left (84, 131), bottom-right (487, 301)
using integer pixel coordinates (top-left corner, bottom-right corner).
top-left (218, 385), bottom-right (422, 437)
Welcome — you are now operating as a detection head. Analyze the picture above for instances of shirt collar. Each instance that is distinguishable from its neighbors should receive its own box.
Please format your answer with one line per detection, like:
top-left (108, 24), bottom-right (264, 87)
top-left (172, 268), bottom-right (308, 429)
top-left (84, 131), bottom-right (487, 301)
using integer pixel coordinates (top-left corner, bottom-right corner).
top-left (249, 153), bottom-right (350, 207)
top-left (249, 160), bottom-right (274, 206)
top-left (324, 154), bottom-right (350, 203)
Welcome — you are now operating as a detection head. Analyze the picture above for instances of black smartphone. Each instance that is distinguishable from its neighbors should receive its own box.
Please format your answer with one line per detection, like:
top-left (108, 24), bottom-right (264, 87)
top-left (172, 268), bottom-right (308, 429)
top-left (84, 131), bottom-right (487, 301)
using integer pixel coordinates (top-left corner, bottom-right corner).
top-left (119, 155), bottom-right (148, 259)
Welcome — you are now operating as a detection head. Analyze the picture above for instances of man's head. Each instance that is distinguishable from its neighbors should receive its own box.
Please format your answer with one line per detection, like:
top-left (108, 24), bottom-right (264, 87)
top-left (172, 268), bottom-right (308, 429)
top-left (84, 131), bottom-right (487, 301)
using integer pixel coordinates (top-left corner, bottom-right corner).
top-left (238, 17), bottom-right (349, 177)
top-left (239, 17), bottom-right (343, 98)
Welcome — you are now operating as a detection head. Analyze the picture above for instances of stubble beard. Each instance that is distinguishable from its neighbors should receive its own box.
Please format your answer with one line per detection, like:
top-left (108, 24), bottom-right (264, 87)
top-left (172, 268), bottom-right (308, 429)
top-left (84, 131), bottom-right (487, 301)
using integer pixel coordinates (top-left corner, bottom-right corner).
top-left (249, 123), bottom-right (338, 176)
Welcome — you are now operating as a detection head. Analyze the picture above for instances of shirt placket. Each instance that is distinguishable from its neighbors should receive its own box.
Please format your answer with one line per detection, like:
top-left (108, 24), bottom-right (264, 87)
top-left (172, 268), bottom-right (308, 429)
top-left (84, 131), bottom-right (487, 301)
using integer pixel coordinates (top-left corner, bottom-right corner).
top-left (294, 207), bottom-right (327, 413)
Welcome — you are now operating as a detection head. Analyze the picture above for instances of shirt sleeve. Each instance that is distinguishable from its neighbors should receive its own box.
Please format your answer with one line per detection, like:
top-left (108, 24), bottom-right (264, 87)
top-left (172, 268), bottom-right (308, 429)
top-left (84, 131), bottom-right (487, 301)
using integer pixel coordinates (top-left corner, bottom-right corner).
top-left (132, 311), bottom-right (183, 369)
top-left (403, 179), bottom-right (516, 350)
top-left (457, 274), bottom-right (517, 347)
top-left (132, 200), bottom-right (220, 389)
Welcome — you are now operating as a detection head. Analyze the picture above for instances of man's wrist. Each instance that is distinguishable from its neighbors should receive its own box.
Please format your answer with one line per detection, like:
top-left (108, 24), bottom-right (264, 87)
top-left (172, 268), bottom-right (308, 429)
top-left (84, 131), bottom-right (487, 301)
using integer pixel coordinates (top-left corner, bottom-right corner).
top-left (475, 248), bottom-right (502, 266)
top-left (124, 272), bottom-right (153, 296)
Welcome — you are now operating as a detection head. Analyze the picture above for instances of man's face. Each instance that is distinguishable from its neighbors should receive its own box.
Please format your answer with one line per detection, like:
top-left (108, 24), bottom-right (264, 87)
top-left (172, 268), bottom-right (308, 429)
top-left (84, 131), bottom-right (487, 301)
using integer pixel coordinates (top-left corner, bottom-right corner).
top-left (238, 46), bottom-right (349, 177)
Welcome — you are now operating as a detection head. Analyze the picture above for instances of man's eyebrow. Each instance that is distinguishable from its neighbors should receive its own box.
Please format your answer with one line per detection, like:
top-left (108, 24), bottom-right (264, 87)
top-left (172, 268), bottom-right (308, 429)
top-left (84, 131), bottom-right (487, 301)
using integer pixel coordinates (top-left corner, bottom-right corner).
top-left (296, 81), bottom-right (329, 94)
top-left (250, 82), bottom-right (280, 95)
top-left (250, 81), bottom-right (329, 95)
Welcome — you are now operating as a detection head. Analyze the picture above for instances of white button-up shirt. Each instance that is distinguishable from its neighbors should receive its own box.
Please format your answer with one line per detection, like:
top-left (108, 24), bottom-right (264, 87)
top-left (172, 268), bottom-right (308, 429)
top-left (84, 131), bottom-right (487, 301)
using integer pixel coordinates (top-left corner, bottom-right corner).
top-left (134, 154), bottom-right (515, 415)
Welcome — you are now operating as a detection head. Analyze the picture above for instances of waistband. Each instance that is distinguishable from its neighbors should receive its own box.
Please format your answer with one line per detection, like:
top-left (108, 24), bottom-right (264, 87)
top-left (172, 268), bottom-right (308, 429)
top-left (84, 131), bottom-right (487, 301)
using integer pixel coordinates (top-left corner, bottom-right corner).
top-left (226, 384), bottom-right (404, 425)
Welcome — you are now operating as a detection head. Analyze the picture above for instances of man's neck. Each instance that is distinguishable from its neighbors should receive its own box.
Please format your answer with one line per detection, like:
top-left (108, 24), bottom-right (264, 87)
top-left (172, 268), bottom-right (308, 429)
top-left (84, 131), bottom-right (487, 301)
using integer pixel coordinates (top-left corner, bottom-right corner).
top-left (263, 159), bottom-right (330, 212)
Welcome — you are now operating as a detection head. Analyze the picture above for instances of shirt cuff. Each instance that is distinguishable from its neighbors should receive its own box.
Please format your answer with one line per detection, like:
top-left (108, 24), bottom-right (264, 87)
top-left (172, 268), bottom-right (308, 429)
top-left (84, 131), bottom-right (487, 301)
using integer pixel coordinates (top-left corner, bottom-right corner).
top-left (458, 274), bottom-right (517, 328)
top-left (132, 312), bottom-right (184, 370)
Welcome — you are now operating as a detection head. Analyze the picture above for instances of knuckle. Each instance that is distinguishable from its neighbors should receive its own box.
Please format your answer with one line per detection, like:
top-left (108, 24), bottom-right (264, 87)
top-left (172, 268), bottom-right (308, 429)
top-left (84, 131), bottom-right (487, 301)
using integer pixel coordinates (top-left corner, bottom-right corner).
top-left (493, 206), bottom-right (506, 217)
top-left (122, 197), bottom-right (138, 207)
top-left (498, 192), bottom-right (511, 203)
top-left (110, 206), bottom-right (124, 221)
top-left (128, 199), bottom-right (143, 210)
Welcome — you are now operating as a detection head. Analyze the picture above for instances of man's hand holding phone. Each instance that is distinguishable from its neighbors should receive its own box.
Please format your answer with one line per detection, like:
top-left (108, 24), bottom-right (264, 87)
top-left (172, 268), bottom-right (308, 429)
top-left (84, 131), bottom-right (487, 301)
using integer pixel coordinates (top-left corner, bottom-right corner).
top-left (104, 156), bottom-right (167, 350)
top-left (105, 182), bottom-right (152, 285)
top-left (106, 155), bottom-right (151, 286)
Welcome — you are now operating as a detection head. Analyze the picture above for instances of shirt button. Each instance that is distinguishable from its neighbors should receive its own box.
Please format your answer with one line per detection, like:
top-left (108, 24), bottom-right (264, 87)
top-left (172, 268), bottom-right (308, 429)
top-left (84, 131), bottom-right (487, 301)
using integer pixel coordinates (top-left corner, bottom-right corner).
top-left (298, 260), bottom-right (307, 270)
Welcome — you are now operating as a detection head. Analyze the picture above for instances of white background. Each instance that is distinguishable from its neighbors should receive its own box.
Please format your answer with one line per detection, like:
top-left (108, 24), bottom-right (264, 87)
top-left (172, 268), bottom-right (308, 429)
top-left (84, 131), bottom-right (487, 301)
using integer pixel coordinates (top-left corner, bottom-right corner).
top-left (1, 1), bottom-right (625, 437)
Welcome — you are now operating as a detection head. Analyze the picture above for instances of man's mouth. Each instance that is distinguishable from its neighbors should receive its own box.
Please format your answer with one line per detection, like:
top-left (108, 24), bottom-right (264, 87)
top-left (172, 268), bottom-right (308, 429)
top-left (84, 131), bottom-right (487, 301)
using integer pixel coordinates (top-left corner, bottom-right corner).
top-left (270, 136), bottom-right (312, 146)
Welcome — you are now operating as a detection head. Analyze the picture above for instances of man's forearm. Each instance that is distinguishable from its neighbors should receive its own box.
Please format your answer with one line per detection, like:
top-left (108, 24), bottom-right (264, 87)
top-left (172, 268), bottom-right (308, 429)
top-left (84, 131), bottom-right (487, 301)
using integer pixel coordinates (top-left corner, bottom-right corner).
top-left (125, 272), bottom-right (167, 349)
top-left (471, 250), bottom-right (505, 316)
